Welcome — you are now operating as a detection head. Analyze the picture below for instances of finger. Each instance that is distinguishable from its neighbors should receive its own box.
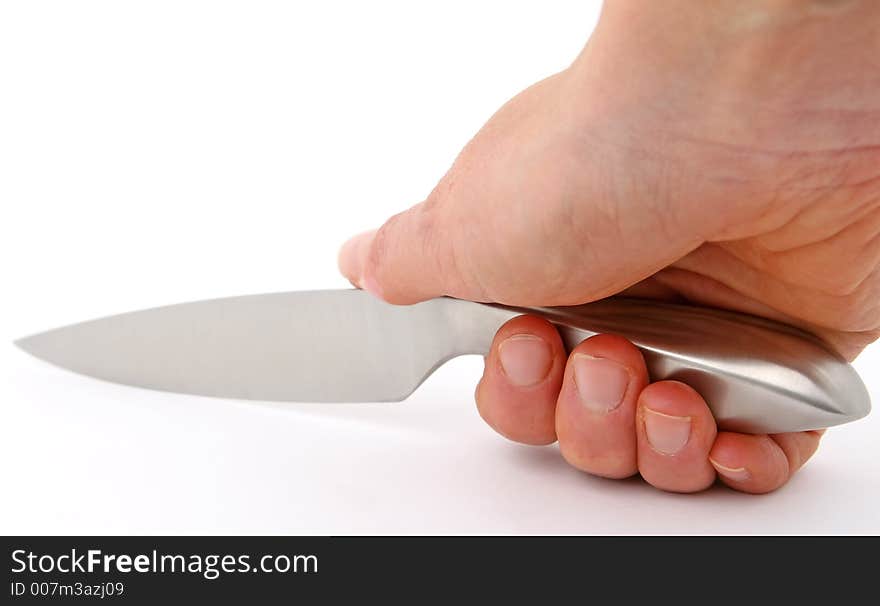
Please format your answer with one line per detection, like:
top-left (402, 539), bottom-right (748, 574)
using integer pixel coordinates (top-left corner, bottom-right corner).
top-left (556, 334), bottom-right (648, 479)
top-left (475, 315), bottom-right (566, 445)
top-left (636, 381), bottom-right (717, 493)
top-left (338, 228), bottom-right (377, 289)
top-left (770, 430), bottom-right (825, 475)
top-left (338, 203), bottom-right (457, 304)
top-left (709, 430), bottom-right (824, 494)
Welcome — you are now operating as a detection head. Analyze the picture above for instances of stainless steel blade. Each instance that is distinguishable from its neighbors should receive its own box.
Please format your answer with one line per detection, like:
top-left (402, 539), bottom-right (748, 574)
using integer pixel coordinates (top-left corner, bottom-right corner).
top-left (15, 290), bottom-right (483, 403)
top-left (15, 289), bottom-right (871, 433)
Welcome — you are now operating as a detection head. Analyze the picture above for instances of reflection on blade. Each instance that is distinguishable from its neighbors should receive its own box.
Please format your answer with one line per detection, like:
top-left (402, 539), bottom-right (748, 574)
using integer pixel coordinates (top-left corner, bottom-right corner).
top-left (15, 290), bottom-right (458, 402)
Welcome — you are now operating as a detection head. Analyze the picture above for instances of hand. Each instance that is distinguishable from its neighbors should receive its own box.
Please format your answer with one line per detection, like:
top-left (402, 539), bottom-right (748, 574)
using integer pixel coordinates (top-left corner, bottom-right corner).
top-left (338, 1), bottom-right (880, 493)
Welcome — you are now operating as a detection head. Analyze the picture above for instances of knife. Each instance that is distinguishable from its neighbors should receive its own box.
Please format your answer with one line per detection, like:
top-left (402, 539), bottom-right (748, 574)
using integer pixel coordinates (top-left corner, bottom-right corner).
top-left (15, 289), bottom-right (871, 434)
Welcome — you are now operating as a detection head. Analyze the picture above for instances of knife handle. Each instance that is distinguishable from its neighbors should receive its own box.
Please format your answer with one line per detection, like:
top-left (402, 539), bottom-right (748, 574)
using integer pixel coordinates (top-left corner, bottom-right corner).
top-left (444, 296), bottom-right (870, 434)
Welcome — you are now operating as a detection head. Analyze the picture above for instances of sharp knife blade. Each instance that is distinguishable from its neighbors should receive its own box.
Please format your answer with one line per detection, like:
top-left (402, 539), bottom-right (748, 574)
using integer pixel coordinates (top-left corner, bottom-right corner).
top-left (15, 289), bottom-right (871, 434)
top-left (15, 290), bottom-right (472, 403)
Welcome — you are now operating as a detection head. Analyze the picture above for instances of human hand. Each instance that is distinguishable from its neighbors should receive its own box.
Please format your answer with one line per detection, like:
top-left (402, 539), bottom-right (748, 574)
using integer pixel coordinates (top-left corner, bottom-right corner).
top-left (338, 1), bottom-right (880, 493)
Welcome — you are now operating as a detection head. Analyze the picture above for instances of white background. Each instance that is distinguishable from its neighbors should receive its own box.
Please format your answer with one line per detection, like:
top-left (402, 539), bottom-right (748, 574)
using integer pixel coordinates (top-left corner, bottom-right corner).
top-left (1, 1), bottom-right (878, 534)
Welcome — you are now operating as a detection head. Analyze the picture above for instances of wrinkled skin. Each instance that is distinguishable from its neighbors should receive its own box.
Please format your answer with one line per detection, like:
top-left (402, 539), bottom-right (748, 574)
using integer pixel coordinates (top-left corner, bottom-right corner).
top-left (339, 0), bottom-right (880, 493)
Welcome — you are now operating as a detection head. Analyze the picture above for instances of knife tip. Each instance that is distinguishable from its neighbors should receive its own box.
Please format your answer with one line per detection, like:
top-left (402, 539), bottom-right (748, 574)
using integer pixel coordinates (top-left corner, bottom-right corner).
top-left (13, 335), bottom-right (39, 356)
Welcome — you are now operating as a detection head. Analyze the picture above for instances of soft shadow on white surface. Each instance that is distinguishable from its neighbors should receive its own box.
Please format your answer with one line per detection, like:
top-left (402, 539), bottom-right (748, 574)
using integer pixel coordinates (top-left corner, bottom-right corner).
top-left (3, 347), bottom-right (879, 534)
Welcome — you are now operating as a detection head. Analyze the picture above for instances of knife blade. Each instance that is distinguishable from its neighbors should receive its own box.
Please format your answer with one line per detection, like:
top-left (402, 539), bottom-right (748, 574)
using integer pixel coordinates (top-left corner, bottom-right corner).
top-left (14, 289), bottom-right (871, 434)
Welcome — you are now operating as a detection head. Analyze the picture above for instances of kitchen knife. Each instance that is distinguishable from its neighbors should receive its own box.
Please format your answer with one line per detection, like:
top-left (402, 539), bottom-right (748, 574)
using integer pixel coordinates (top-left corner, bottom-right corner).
top-left (15, 289), bottom-right (871, 434)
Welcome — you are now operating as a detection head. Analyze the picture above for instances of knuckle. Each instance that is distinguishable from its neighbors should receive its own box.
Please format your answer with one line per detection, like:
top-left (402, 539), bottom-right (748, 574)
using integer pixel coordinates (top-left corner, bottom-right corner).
top-left (828, 272), bottom-right (880, 331)
top-left (367, 205), bottom-right (441, 286)
top-left (366, 213), bottom-right (400, 281)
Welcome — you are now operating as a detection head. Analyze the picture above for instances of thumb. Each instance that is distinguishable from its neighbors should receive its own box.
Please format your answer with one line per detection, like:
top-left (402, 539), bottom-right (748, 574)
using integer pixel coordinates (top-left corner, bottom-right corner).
top-left (337, 73), bottom-right (581, 306)
top-left (338, 199), bottom-right (472, 305)
top-left (337, 73), bottom-right (583, 306)
top-left (337, 71), bottom-right (722, 308)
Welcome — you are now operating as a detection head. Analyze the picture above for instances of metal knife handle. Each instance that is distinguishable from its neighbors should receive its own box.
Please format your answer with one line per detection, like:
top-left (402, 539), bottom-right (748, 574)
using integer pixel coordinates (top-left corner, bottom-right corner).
top-left (442, 296), bottom-right (871, 434)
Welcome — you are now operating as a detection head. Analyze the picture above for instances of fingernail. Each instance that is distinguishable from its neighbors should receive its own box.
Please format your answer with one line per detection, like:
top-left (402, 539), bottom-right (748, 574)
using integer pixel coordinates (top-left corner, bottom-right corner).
top-left (643, 408), bottom-right (691, 455)
top-left (361, 273), bottom-right (383, 298)
top-left (710, 458), bottom-right (751, 482)
top-left (338, 229), bottom-right (377, 289)
top-left (498, 334), bottom-right (553, 387)
top-left (572, 354), bottom-right (630, 413)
